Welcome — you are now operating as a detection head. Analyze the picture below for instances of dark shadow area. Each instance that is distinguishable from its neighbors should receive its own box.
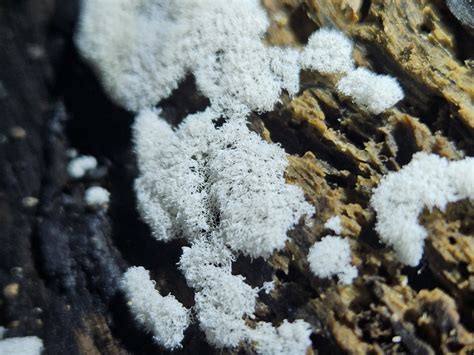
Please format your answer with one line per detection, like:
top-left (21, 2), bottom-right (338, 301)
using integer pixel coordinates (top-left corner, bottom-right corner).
top-left (159, 75), bottom-right (211, 127)
top-left (359, 0), bottom-right (372, 23)
top-left (261, 107), bottom-right (367, 178)
top-left (310, 333), bottom-right (345, 355)
top-left (357, 222), bottom-right (385, 251)
top-left (392, 122), bottom-right (418, 166)
top-left (270, 264), bottom-right (318, 321)
top-left (60, 50), bottom-right (134, 158)
top-left (287, 3), bottom-right (319, 44)
top-left (233, 255), bottom-right (274, 288)
top-left (402, 263), bottom-right (442, 292)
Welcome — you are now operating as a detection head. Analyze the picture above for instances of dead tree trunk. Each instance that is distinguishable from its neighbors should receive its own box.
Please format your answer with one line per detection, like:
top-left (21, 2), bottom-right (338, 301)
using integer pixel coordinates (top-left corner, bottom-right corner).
top-left (0, 0), bottom-right (473, 354)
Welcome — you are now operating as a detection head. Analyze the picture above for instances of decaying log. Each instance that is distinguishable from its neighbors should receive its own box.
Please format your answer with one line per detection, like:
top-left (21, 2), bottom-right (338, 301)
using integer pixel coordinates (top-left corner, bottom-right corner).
top-left (0, 0), bottom-right (473, 354)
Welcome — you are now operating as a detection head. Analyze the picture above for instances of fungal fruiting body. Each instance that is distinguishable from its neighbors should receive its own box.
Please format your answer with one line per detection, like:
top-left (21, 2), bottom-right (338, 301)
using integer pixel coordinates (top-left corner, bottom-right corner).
top-left (75, 0), bottom-right (408, 351)
top-left (371, 152), bottom-right (474, 266)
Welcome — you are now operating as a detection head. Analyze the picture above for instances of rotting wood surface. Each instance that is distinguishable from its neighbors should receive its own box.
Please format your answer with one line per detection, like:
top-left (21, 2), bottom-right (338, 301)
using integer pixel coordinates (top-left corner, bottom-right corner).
top-left (0, 0), bottom-right (473, 354)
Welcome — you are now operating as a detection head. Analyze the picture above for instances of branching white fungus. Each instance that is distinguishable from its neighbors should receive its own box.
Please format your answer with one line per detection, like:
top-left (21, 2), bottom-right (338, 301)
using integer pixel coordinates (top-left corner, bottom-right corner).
top-left (336, 68), bottom-right (404, 114)
top-left (133, 109), bottom-right (314, 258)
top-left (300, 28), bottom-right (354, 74)
top-left (250, 320), bottom-right (313, 355)
top-left (121, 266), bottom-right (190, 349)
top-left (308, 236), bottom-right (358, 284)
top-left (76, 1), bottom-right (403, 116)
top-left (371, 152), bottom-right (474, 266)
top-left (76, 0), bottom-right (408, 351)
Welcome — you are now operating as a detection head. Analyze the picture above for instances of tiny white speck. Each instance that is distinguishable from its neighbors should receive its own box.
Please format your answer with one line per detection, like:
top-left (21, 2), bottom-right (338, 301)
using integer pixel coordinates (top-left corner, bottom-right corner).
top-left (324, 215), bottom-right (342, 235)
top-left (67, 155), bottom-right (97, 179)
top-left (84, 186), bottom-right (110, 208)
top-left (9, 126), bottom-right (27, 139)
top-left (66, 148), bottom-right (78, 159)
top-left (261, 281), bottom-right (275, 294)
top-left (21, 196), bottom-right (39, 208)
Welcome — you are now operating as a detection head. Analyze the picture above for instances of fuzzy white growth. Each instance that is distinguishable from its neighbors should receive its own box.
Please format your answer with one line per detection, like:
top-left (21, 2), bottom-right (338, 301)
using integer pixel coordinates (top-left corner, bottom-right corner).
top-left (75, 0), bottom-right (300, 114)
top-left (371, 152), bottom-right (474, 266)
top-left (189, 0), bottom-right (297, 117)
top-left (67, 155), bottom-right (97, 179)
top-left (194, 271), bottom-right (258, 348)
top-left (209, 118), bottom-right (314, 257)
top-left (75, 0), bottom-right (181, 111)
top-left (179, 240), bottom-right (312, 351)
top-left (301, 28), bottom-right (354, 74)
top-left (134, 109), bottom-right (313, 257)
top-left (308, 236), bottom-right (357, 284)
top-left (135, 107), bottom-right (312, 348)
top-left (76, 1), bottom-right (404, 116)
top-left (76, 0), bottom-right (404, 351)
top-left (121, 266), bottom-right (190, 349)
top-left (180, 239), bottom-right (257, 348)
top-left (0, 336), bottom-right (44, 355)
top-left (260, 281), bottom-right (275, 294)
top-left (324, 215), bottom-right (342, 234)
top-left (133, 110), bottom-right (210, 242)
top-left (337, 68), bottom-right (404, 114)
top-left (178, 239), bottom-right (234, 290)
top-left (84, 186), bottom-right (110, 207)
top-left (251, 320), bottom-right (313, 355)
top-left (268, 47), bottom-right (301, 97)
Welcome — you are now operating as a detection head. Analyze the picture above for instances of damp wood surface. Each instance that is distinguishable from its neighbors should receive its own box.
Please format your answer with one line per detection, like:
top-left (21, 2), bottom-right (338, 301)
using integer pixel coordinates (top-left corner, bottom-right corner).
top-left (0, 0), bottom-right (473, 354)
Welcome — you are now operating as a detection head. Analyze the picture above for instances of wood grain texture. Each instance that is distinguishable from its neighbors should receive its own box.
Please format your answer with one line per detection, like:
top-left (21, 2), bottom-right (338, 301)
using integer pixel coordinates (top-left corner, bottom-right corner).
top-left (0, 0), bottom-right (472, 354)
